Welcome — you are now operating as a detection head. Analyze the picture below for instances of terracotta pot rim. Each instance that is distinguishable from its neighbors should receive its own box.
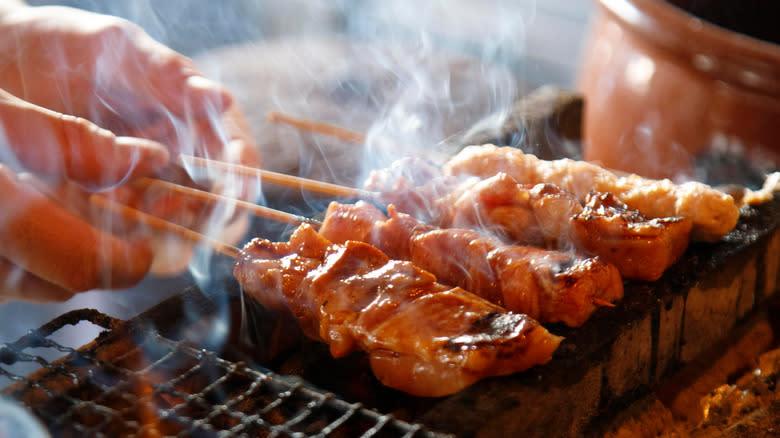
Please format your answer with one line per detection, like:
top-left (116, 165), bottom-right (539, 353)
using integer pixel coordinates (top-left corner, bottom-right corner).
top-left (596, 0), bottom-right (780, 96)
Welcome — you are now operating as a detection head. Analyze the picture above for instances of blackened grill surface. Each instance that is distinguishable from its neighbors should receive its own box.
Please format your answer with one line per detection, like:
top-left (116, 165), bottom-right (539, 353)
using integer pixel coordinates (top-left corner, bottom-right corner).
top-left (0, 298), bottom-right (450, 438)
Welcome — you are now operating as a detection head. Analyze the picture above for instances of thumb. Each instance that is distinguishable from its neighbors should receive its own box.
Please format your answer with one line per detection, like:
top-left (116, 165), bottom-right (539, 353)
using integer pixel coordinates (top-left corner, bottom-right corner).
top-left (0, 89), bottom-right (169, 188)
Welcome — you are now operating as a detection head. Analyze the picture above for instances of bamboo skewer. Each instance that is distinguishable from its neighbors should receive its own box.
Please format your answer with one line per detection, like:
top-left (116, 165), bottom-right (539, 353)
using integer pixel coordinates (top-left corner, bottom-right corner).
top-left (179, 154), bottom-right (379, 201)
top-left (134, 177), bottom-right (321, 228)
top-left (266, 111), bottom-right (452, 164)
top-left (267, 111), bottom-right (367, 144)
top-left (89, 193), bottom-right (240, 259)
top-left (592, 298), bottom-right (617, 308)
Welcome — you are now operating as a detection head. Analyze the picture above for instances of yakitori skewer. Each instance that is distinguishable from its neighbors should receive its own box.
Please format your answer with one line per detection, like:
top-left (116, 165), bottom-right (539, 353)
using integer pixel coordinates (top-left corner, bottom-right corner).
top-left (592, 298), bottom-right (616, 308)
top-left (133, 177), bottom-right (320, 228)
top-left (235, 223), bottom-right (562, 397)
top-left (89, 193), bottom-right (240, 259)
top-left (138, 176), bottom-right (621, 325)
top-left (166, 149), bottom-right (705, 282)
top-left (267, 111), bottom-right (367, 144)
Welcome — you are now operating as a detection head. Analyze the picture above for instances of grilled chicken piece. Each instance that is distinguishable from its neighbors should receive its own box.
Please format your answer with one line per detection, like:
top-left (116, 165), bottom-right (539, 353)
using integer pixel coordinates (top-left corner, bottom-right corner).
top-left (528, 183), bottom-right (586, 248)
top-left (320, 201), bottom-right (623, 327)
top-left (442, 173), bottom-right (585, 249)
top-left (442, 145), bottom-right (739, 242)
top-left (412, 229), bottom-right (623, 327)
top-left (570, 192), bottom-right (693, 282)
top-left (234, 224), bottom-right (562, 397)
top-left (445, 173), bottom-right (545, 246)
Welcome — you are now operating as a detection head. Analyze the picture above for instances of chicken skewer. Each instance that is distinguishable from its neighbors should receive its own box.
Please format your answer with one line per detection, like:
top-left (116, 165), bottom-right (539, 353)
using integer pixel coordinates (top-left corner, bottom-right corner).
top-left (86, 181), bottom-right (563, 396)
top-left (132, 179), bottom-right (623, 327)
top-left (262, 112), bottom-right (737, 243)
top-left (438, 145), bottom-right (738, 242)
top-left (318, 201), bottom-right (623, 327)
top-left (146, 164), bottom-right (693, 285)
top-left (178, 155), bottom-right (695, 281)
top-left (122, 175), bottom-right (626, 327)
top-left (234, 223), bottom-right (562, 397)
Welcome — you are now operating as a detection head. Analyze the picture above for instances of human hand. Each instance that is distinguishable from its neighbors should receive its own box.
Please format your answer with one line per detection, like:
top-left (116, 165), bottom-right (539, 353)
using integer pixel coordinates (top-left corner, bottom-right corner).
top-left (0, 4), bottom-right (260, 300)
top-left (0, 4), bottom-right (259, 172)
top-left (0, 164), bottom-right (158, 303)
top-left (0, 71), bottom-right (173, 299)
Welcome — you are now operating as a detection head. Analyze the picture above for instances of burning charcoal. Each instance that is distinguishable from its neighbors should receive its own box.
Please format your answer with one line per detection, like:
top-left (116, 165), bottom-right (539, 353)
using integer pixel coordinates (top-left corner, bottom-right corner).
top-left (441, 85), bottom-right (584, 160)
top-left (692, 346), bottom-right (780, 433)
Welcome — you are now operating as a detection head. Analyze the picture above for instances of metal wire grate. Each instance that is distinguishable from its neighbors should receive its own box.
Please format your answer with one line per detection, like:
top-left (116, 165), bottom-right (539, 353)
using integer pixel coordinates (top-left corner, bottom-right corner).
top-left (0, 308), bottom-right (450, 438)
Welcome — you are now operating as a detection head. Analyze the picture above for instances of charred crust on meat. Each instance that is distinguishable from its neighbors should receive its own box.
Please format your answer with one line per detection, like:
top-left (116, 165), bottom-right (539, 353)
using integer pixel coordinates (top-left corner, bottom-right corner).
top-left (445, 313), bottom-right (533, 352)
top-left (469, 311), bottom-right (502, 333)
top-left (551, 258), bottom-right (577, 274)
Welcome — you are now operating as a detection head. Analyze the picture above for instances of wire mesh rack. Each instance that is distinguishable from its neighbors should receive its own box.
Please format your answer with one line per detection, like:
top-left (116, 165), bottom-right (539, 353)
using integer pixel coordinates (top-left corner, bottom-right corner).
top-left (0, 306), bottom-right (450, 438)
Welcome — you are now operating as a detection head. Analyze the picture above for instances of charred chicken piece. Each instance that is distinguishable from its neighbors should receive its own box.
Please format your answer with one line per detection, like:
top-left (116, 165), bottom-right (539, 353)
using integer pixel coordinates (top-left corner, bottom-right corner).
top-left (443, 176), bottom-right (692, 282)
top-left (234, 224), bottom-right (562, 397)
top-left (319, 201), bottom-right (623, 327)
top-left (570, 192), bottom-right (693, 282)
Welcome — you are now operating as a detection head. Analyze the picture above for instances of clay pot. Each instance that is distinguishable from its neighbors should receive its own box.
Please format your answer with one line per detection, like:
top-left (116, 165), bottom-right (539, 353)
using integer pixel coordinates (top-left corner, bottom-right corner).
top-left (579, 0), bottom-right (780, 180)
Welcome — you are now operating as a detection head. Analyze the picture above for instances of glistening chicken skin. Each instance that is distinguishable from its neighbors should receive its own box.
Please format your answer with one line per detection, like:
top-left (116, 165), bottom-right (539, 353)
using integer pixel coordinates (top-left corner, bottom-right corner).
top-left (234, 224), bottom-right (562, 397)
top-left (363, 164), bottom-right (695, 282)
top-left (441, 145), bottom-right (737, 242)
top-left (319, 201), bottom-right (624, 327)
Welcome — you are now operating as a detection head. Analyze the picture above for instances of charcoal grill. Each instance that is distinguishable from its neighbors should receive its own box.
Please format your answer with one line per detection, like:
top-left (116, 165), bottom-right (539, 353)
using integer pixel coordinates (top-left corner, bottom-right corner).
top-left (0, 287), bottom-right (449, 438)
top-left (2, 192), bottom-right (780, 438)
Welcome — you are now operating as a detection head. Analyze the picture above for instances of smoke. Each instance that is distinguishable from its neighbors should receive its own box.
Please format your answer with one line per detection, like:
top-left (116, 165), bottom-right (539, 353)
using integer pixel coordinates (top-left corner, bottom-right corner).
top-left (347, 0), bottom-right (533, 174)
top-left (0, 0), bottom-right (593, 356)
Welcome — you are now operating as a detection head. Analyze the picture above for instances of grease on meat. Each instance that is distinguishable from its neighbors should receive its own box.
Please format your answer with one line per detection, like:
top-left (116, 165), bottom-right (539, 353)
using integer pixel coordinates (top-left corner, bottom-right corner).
top-left (234, 224), bottom-right (562, 397)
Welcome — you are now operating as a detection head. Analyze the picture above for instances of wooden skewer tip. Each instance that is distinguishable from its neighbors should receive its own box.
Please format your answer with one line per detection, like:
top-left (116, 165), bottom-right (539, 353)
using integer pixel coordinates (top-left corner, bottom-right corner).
top-left (592, 297), bottom-right (617, 308)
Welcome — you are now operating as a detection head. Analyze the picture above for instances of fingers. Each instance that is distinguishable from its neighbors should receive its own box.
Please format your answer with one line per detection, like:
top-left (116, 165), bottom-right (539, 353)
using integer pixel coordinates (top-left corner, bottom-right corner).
top-left (0, 164), bottom-right (153, 293)
top-left (0, 6), bottom-right (234, 147)
top-left (0, 89), bottom-right (169, 187)
top-left (0, 257), bottom-right (76, 304)
top-left (119, 28), bottom-right (232, 120)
